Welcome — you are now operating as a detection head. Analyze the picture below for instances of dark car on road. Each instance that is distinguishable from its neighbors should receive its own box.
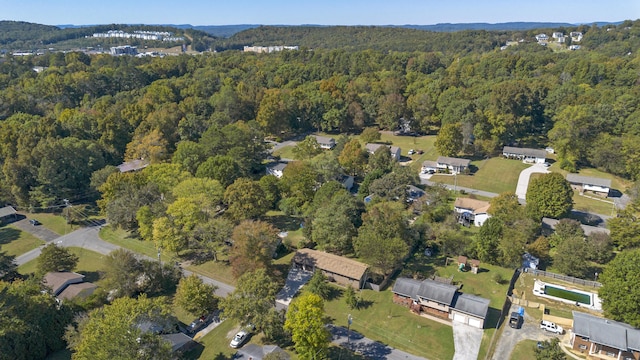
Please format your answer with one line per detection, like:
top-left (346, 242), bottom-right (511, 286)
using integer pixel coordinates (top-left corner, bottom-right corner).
top-left (29, 219), bottom-right (40, 226)
top-left (509, 312), bottom-right (522, 329)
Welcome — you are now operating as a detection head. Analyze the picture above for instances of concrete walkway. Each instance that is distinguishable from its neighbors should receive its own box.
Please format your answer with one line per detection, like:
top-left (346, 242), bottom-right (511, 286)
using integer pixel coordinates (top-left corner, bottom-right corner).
top-left (328, 325), bottom-right (428, 360)
top-left (515, 163), bottom-right (550, 201)
top-left (452, 322), bottom-right (483, 360)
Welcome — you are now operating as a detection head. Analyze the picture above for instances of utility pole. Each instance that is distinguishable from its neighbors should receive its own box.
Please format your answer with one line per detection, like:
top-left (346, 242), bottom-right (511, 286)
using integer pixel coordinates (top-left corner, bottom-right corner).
top-left (347, 314), bottom-right (353, 344)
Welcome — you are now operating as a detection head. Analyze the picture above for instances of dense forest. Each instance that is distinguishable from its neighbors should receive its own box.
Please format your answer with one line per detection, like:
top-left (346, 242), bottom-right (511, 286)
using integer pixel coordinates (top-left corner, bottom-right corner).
top-left (2, 20), bottom-right (640, 359)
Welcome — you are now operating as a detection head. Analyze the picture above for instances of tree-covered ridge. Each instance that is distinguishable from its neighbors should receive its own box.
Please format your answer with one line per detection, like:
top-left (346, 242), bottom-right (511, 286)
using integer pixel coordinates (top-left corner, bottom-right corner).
top-left (0, 21), bottom-right (217, 51)
top-left (0, 20), bottom-right (639, 210)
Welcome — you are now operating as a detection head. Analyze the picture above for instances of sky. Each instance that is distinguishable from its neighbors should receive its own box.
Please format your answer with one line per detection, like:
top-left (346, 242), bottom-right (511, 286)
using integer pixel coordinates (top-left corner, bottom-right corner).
top-left (1, 0), bottom-right (638, 26)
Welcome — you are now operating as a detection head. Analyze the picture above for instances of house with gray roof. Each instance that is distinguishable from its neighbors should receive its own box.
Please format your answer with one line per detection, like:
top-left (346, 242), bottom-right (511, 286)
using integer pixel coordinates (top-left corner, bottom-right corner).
top-left (365, 143), bottom-right (401, 161)
top-left (266, 162), bottom-right (288, 178)
top-left (391, 277), bottom-right (490, 328)
top-left (236, 344), bottom-right (290, 360)
top-left (436, 156), bottom-right (471, 174)
top-left (571, 311), bottom-right (640, 359)
top-left (566, 174), bottom-right (612, 197)
top-left (312, 135), bottom-right (336, 149)
top-left (502, 146), bottom-right (547, 164)
top-left (0, 205), bottom-right (17, 223)
top-left (117, 159), bottom-right (149, 173)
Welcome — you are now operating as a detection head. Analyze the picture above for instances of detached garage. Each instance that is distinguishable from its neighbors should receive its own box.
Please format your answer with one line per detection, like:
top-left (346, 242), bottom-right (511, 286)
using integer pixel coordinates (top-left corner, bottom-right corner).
top-left (450, 293), bottom-right (490, 329)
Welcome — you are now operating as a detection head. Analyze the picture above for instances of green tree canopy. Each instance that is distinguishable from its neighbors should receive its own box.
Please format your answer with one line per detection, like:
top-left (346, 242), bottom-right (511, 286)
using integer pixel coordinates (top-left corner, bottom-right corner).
top-left (434, 123), bottom-right (463, 157)
top-left (599, 249), bottom-right (640, 327)
top-left (229, 220), bottom-right (280, 278)
top-left (284, 293), bottom-right (331, 360)
top-left (526, 172), bottom-right (573, 219)
top-left (174, 274), bottom-right (218, 317)
top-left (223, 177), bottom-right (270, 221)
top-left (37, 244), bottom-right (79, 275)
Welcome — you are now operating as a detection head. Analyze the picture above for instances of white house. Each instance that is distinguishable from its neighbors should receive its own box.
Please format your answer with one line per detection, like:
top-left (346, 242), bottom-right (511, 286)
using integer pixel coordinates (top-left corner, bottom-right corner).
top-left (436, 156), bottom-right (471, 174)
top-left (570, 32), bottom-right (583, 42)
top-left (502, 146), bottom-right (547, 164)
top-left (266, 162), bottom-right (288, 178)
top-left (312, 135), bottom-right (336, 149)
top-left (566, 174), bottom-right (611, 197)
top-left (421, 160), bottom-right (438, 174)
top-left (365, 143), bottom-right (401, 161)
top-left (535, 34), bottom-right (549, 42)
top-left (454, 198), bottom-right (491, 227)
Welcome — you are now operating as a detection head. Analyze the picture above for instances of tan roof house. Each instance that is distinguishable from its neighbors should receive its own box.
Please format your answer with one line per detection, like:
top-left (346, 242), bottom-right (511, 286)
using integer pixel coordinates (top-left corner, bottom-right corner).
top-left (365, 143), bottom-right (401, 161)
top-left (293, 248), bottom-right (369, 289)
top-left (454, 198), bottom-right (491, 227)
top-left (43, 272), bottom-right (97, 301)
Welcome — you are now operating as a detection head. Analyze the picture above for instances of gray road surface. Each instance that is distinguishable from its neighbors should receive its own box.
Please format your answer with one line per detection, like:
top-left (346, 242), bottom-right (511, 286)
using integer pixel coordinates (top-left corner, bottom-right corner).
top-left (491, 304), bottom-right (559, 360)
top-left (452, 322), bottom-right (483, 360)
top-left (515, 163), bottom-right (550, 200)
top-left (15, 224), bottom-right (236, 298)
top-left (329, 325), bottom-right (428, 360)
top-left (11, 217), bottom-right (60, 242)
top-left (421, 178), bottom-right (499, 199)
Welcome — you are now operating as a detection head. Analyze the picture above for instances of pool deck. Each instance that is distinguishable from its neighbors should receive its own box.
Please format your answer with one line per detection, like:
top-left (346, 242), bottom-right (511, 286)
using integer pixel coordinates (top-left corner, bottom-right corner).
top-left (533, 280), bottom-right (602, 311)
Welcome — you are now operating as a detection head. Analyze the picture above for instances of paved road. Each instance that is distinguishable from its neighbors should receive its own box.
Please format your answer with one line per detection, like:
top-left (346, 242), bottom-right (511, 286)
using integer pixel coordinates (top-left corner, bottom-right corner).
top-left (515, 163), bottom-right (550, 201)
top-left (328, 325), bottom-right (428, 360)
top-left (14, 224), bottom-right (236, 298)
top-left (267, 140), bottom-right (297, 154)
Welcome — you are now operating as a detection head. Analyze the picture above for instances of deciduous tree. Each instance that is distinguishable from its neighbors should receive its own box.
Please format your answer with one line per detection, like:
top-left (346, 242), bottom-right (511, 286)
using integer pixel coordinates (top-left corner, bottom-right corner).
top-left (229, 220), bottom-right (280, 278)
top-left (526, 172), bottom-right (573, 219)
top-left (599, 249), bottom-right (640, 327)
top-left (223, 178), bottom-right (270, 221)
top-left (174, 274), bottom-right (218, 317)
top-left (37, 244), bottom-right (78, 275)
top-left (435, 123), bottom-right (463, 157)
top-left (284, 293), bottom-right (330, 360)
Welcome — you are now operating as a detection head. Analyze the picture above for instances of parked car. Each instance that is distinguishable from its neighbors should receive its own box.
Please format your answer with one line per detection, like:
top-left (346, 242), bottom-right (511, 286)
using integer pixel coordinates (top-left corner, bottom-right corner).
top-left (509, 312), bottom-right (522, 329)
top-left (540, 320), bottom-right (563, 334)
top-left (29, 219), bottom-right (40, 226)
top-left (230, 330), bottom-right (250, 348)
top-left (417, 149), bottom-right (424, 154)
top-left (408, 149), bottom-right (415, 155)
top-left (188, 314), bottom-right (213, 334)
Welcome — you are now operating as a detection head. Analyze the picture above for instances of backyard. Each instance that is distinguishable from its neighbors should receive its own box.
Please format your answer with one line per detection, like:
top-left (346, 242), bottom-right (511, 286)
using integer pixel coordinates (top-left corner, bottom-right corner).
top-left (18, 246), bottom-right (107, 284)
top-left (0, 225), bottom-right (44, 257)
top-left (430, 157), bottom-right (530, 194)
top-left (509, 339), bottom-right (538, 360)
top-left (324, 287), bottom-right (455, 360)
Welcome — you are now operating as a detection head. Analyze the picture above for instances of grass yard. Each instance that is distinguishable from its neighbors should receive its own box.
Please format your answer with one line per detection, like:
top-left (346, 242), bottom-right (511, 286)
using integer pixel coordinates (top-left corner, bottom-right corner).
top-left (324, 287), bottom-right (455, 360)
top-left (509, 339), bottom-right (538, 360)
top-left (430, 157), bottom-right (530, 194)
top-left (18, 247), bottom-right (108, 283)
top-left (0, 225), bottom-right (44, 257)
top-left (23, 212), bottom-right (77, 235)
top-left (186, 260), bottom-right (236, 287)
top-left (99, 226), bottom-right (175, 262)
top-left (572, 192), bottom-right (616, 216)
top-left (272, 145), bottom-right (296, 159)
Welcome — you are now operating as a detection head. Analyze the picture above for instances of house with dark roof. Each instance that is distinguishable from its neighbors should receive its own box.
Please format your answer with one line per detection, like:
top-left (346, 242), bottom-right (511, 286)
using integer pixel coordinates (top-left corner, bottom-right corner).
top-left (454, 198), bottom-right (492, 227)
top-left (566, 174), bottom-right (612, 197)
top-left (502, 146), bottom-right (547, 164)
top-left (365, 143), bottom-right (401, 161)
top-left (312, 135), bottom-right (336, 150)
top-left (292, 248), bottom-right (369, 289)
top-left (392, 277), bottom-right (490, 329)
top-left (266, 162), bottom-right (288, 178)
top-left (436, 156), bottom-right (471, 174)
top-left (542, 217), bottom-right (610, 236)
top-left (160, 333), bottom-right (196, 353)
top-left (0, 205), bottom-right (17, 223)
top-left (570, 311), bottom-right (640, 359)
top-left (117, 159), bottom-right (149, 173)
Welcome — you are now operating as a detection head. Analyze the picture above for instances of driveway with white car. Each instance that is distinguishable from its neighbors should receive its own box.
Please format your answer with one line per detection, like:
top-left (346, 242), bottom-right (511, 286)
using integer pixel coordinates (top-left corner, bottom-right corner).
top-left (515, 163), bottom-right (550, 201)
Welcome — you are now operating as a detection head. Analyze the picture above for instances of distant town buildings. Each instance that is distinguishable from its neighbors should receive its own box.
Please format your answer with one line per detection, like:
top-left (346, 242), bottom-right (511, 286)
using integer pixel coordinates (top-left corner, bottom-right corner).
top-left (92, 30), bottom-right (184, 42)
top-left (110, 45), bottom-right (138, 56)
top-left (243, 45), bottom-right (299, 53)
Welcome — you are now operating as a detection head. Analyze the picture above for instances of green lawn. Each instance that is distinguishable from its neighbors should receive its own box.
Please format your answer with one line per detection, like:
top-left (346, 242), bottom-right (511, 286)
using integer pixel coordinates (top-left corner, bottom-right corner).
top-left (186, 260), bottom-right (237, 287)
top-left (24, 212), bottom-right (77, 235)
top-left (273, 145), bottom-right (296, 159)
top-left (18, 247), bottom-right (108, 283)
top-left (324, 287), bottom-right (455, 360)
top-left (509, 339), bottom-right (538, 360)
top-left (0, 225), bottom-right (44, 257)
top-left (572, 192), bottom-right (616, 216)
top-left (99, 226), bottom-right (175, 262)
top-left (430, 157), bottom-right (530, 194)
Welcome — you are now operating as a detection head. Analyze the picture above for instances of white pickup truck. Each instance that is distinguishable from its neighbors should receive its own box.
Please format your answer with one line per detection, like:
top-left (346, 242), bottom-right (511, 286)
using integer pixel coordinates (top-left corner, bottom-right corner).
top-left (540, 320), bottom-right (564, 334)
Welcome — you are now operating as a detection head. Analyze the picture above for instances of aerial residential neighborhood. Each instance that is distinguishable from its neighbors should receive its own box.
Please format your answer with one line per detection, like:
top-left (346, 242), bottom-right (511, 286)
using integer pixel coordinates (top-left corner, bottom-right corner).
top-left (1, 3), bottom-right (640, 360)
